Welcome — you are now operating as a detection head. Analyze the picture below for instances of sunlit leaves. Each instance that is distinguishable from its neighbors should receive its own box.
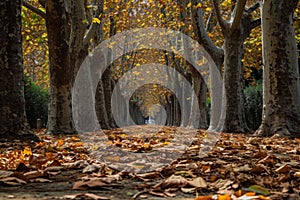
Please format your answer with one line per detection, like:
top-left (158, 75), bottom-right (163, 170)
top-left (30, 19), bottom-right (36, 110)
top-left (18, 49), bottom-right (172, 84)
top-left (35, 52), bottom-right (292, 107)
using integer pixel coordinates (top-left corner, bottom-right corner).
top-left (22, 0), bottom-right (49, 88)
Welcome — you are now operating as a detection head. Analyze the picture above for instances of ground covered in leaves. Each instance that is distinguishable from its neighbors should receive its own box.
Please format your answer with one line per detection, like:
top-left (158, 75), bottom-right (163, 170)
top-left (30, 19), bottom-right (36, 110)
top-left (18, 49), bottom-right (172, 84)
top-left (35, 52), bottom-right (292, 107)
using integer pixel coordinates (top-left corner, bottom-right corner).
top-left (0, 125), bottom-right (299, 200)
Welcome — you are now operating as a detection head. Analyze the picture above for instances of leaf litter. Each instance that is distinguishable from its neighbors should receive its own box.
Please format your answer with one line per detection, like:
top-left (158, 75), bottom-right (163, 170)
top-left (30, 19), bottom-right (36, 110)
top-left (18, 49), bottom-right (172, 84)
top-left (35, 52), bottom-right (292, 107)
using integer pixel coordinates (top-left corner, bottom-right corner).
top-left (0, 125), bottom-right (298, 199)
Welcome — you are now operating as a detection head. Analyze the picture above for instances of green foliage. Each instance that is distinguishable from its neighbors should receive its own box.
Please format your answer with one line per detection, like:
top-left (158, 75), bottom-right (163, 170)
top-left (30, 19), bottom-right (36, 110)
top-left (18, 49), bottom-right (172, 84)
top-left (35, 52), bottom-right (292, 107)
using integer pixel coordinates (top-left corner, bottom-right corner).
top-left (24, 77), bottom-right (49, 128)
top-left (244, 82), bottom-right (262, 130)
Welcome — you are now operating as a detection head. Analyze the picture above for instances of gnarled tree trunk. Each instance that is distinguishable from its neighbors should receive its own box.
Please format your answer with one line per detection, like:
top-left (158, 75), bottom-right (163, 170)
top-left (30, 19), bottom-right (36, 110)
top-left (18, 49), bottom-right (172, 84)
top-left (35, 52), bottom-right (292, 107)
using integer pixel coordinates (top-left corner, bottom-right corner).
top-left (255, 0), bottom-right (300, 136)
top-left (0, 0), bottom-right (36, 140)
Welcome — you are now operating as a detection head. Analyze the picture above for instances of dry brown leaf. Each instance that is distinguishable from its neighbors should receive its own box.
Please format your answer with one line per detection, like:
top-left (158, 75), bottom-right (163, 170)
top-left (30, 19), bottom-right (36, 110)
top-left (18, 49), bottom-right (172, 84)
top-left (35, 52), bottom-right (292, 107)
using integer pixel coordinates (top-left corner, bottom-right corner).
top-left (153, 175), bottom-right (187, 189)
top-left (294, 171), bottom-right (300, 178)
top-left (251, 164), bottom-right (268, 174)
top-left (31, 178), bottom-right (52, 183)
top-left (187, 177), bottom-right (207, 188)
top-left (24, 170), bottom-right (44, 180)
top-left (181, 187), bottom-right (196, 193)
top-left (253, 151), bottom-right (267, 159)
top-left (73, 180), bottom-right (106, 190)
top-left (85, 193), bottom-right (110, 200)
top-left (194, 196), bottom-right (213, 200)
top-left (275, 164), bottom-right (290, 173)
top-left (0, 177), bottom-right (27, 186)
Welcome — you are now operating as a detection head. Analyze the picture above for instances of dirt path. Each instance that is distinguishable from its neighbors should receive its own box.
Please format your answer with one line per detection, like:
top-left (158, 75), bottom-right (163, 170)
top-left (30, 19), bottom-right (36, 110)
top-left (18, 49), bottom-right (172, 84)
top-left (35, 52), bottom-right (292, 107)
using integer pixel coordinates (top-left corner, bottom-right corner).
top-left (0, 126), bottom-right (299, 200)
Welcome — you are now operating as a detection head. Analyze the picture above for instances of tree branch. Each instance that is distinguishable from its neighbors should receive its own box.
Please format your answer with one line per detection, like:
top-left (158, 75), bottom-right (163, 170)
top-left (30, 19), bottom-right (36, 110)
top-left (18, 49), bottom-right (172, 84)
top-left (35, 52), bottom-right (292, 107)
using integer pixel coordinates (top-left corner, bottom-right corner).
top-left (246, 2), bottom-right (260, 14)
top-left (206, 12), bottom-right (217, 33)
top-left (22, 0), bottom-right (46, 19)
top-left (83, 0), bottom-right (104, 45)
top-left (191, 0), bottom-right (224, 67)
top-left (231, 0), bottom-right (246, 29)
top-left (250, 18), bottom-right (261, 30)
top-left (211, 0), bottom-right (227, 31)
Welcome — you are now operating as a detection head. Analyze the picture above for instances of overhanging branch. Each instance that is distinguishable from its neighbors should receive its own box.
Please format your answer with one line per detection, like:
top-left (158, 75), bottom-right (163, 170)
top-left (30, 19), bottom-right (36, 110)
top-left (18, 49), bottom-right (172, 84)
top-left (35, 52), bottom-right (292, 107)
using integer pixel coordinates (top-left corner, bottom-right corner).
top-left (211, 0), bottom-right (227, 31)
top-left (22, 0), bottom-right (46, 19)
top-left (231, 0), bottom-right (246, 29)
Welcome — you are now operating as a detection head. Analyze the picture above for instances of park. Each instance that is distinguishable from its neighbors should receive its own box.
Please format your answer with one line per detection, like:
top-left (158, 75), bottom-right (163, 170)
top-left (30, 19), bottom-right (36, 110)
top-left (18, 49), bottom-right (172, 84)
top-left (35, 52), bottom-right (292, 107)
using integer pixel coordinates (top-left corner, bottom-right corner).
top-left (0, 0), bottom-right (299, 199)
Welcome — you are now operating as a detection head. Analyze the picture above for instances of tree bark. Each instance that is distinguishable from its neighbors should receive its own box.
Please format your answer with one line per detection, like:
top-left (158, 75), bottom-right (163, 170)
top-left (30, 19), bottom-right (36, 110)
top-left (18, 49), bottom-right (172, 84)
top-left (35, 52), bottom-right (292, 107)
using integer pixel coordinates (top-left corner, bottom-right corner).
top-left (0, 0), bottom-right (36, 141)
top-left (255, 0), bottom-right (300, 136)
top-left (216, 28), bottom-right (248, 132)
top-left (45, 0), bottom-right (74, 134)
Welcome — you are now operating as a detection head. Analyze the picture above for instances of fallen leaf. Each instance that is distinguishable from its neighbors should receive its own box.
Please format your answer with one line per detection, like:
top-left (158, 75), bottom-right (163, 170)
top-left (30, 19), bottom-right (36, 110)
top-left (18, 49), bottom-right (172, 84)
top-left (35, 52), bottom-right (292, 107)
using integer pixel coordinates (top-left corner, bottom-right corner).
top-left (294, 172), bottom-right (300, 178)
top-left (153, 175), bottom-right (187, 189)
top-left (275, 164), bottom-right (290, 173)
top-left (237, 195), bottom-right (261, 200)
top-left (187, 177), bottom-right (207, 188)
top-left (56, 139), bottom-right (65, 147)
top-left (85, 193), bottom-right (110, 200)
top-left (0, 177), bottom-right (27, 186)
top-left (31, 178), bottom-right (52, 183)
top-left (247, 185), bottom-right (270, 196)
top-left (181, 187), bottom-right (196, 193)
top-left (24, 171), bottom-right (44, 180)
top-left (194, 196), bottom-right (213, 200)
top-left (218, 194), bottom-right (231, 200)
top-left (73, 180), bottom-right (106, 190)
top-left (22, 147), bottom-right (32, 155)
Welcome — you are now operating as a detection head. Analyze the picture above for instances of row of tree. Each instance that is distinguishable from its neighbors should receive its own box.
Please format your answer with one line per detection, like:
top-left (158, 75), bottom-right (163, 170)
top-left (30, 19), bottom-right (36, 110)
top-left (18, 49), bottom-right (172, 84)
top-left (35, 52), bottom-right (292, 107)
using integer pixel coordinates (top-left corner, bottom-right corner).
top-left (0, 0), bottom-right (299, 141)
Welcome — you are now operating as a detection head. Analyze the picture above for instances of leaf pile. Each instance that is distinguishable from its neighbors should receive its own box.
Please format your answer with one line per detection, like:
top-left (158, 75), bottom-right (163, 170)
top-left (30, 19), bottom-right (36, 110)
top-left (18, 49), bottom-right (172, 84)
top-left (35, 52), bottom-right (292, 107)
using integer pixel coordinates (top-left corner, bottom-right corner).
top-left (0, 127), bottom-right (299, 200)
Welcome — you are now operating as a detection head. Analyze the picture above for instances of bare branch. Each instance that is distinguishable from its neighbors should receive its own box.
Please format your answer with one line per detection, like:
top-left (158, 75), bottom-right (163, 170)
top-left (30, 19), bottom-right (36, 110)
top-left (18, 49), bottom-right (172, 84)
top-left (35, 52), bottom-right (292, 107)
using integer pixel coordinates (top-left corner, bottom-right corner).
top-left (246, 2), bottom-right (260, 14)
top-left (191, 0), bottom-right (224, 67)
top-left (250, 18), bottom-right (261, 30)
top-left (206, 12), bottom-right (217, 33)
top-left (231, 0), bottom-right (247, 29)
top-left (83, 0), bottom-right (104, 45)
top-left (22, 0), bottom-right (46, 19)
top-left (211, 0), bottom-right (227, 31)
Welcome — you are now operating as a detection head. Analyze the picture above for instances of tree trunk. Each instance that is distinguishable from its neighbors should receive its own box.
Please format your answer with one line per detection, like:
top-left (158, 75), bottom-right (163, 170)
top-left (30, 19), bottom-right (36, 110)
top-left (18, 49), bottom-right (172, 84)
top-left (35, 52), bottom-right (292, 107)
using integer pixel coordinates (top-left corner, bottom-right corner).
top-left (45, 0), bottom-right (89, 134)
top-left (216, 30), bottom-right (249, 132)
top-left (0, 0), bottom-right (36, 140)
top-left (255, 0), bottom-right (300, 136)
top-left (45, 0), bottom-right (74, 134)
top-left (190, 0), bottom-right (224, 130)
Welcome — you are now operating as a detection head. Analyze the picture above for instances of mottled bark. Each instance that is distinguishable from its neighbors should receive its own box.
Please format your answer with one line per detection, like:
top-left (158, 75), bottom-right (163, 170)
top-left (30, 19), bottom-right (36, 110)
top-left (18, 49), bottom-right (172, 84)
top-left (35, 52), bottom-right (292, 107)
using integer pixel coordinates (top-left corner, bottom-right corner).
top-left (45, 0), bottom-right (102, 133)
top-left (212, 0), bottom-right (260, 133)
top-left (45, 0), bottom-right (74, 134)
top-left (255, 0), bottom-right (300, 136)
top-left (0, 0), bottom-right (36, 140)
top-left (216, 28), bottom-right (248, 132)
top-left (191, 0), bottom-right (224, 130)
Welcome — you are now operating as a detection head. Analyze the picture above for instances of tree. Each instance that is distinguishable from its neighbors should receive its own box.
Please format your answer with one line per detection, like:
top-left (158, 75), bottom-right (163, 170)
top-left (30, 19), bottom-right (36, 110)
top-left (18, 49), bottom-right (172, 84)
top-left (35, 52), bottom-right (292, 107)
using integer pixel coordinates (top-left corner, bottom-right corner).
top-left (24, 0), bottom-right (106, 134)
top-left (255, 0), bottom-right (300, 136)
top-left (0, 0), bottom-right (37, 141)
top-left (191, 0), bottom-right (261, 132)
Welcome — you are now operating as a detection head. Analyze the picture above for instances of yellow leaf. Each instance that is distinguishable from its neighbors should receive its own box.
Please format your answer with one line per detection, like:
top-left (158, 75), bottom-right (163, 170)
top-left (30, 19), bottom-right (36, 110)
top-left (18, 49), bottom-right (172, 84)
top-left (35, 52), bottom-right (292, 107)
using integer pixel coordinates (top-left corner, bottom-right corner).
top-left (56, 139), bottom-right (64, 147)
top-left (205, 7), bottom-right (212, 12)
top-left (196, 2), bottom-right (202, 8)
top-left (187, 2), bottom-right (192, 8)
top-left (218, 194), bottom-right (231, 200)
top-left (41, 33), bottom-right (47, 38)
top-left (23, 147), bottom-right (32, 156)
top-left (92, 18), bottom-right (101, 24)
